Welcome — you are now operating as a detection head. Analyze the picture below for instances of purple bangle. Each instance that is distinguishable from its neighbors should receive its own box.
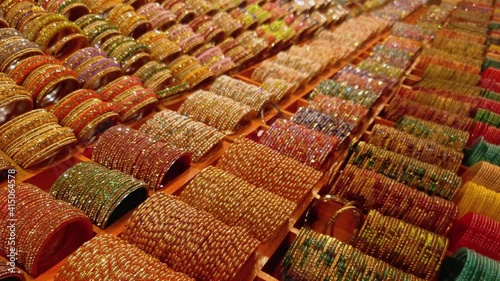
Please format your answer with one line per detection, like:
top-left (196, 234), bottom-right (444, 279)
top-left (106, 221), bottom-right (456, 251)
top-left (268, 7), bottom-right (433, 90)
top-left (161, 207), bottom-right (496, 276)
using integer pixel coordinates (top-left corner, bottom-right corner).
top-left (77, 58), bottom-right (121, 83)
top-left (64, 47), bottom-right (107, 70)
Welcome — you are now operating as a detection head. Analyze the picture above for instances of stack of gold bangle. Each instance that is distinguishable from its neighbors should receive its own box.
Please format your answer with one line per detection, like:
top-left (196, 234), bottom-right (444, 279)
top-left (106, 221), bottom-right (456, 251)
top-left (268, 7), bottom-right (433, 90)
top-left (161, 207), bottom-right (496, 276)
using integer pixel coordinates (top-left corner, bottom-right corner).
top-left (260, 77), bottom-right (298, 101)
top-left (349, 141), bottom-right (462, 200)
top-left (178, 90), bottom-right (253, 133)
top-left (137, 2), bottom-right (177, 31)
top-left (92, 125), bottom-right (191, 191)
top-left (167, 55), bottom-right (213, 88)
top-left (0, 73), bottom-right (33, 126)
top-left (82, 0), bottom-right (121, 14)
top-left (180, 166), bottom-right (295, 241)
top-left (165, 23), bottom-right (205, 53)
top-left (21, 61), bottom-right (80, 107)
top-left (55, 234), bottom-right (194, 281)
top-left (184, 0), bottom-right (216, 16)
top-left (74, 14), bottom-right (121, 46)
top-left (137, 30), bottom-right (181, 63)
top-left (230, 8), bottom-right (258, 30)
top-left (63, 47), bottom-right (122, 90)
top-left (210, 75), bottom-right (275, 112)
top-left (212, 12), bottom-right (243, 37)
top-left (217, 37), bottom-right (253, 66)
top-left (461, 161), bottom-right (500, 192)
top-left (189, 15), bottom-right (226, 44)
top-left (39, 0), bottom-right (90, 21)
top-left (97, 75), bottom-right (158, 122)
top-left (454, 182), bottom-right (500, 220)
top-left (100, 34), bottom-right (152, 74)
top-left (274, 52), bottom-right (323, 79)
top-left (107, 4), bottom-right (152, 39)
top-left (0, 154), bottom-right (14, 181)
top-left (281, 228), bottom-right (423, 281)
top-left (236, 31), bottom-right (269, 57)
top-left (397, 88), bottom-right (472, 117)
top-left (14, 10), bottom-right (87, 59)
top-left (0, 28), bottom-right (44, 74)
top-left (50, 161), bottom-right (149, 228)
top-left (139, 109), bottom-right (224, 162)
top-left (121, 192), bottom-right (259, 281)
top-left (134, 60), bottom-right (173, 91)
top-left (352, 210), bottom-right (448, 280)
top-left (0, 110), bottom-right (77, 169)
top-left (0, 183), bottom-right (93, 277)
top-left (252, 60), bottom-right (308, 85)
top-left (3, 1), bottom-right (45, 32)
top-left (217, 138), bottom-right (323, 203)
top-left (50, 89), bottom-right (118, 143)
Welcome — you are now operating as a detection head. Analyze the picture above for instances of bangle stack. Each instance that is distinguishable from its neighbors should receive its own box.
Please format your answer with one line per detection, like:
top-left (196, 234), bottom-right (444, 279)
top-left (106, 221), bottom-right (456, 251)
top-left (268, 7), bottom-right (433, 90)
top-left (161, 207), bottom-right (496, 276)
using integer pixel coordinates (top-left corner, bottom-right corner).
top-left (196, 46), bottom-right (236, 76)
top-left (352, 210), bottom-right (448, 280)
top-left (107, 3), bottom-right (152, 39)
top-left (39, 0), bottom-right (90, 21)
top-left (439, 248), bottom-right (500, 281)
top-left (212, 12), bottom-right (243, 37)
top-left (0, 110), bottom-right (77, 169)
top-left (139, 109), bottom-right (224, 162)
top-left (167, 55), bottom-right (213, 88)
top-left (464, 137), bottom-right (500, 166)
top-left (309, 94), bottom-right (369, 129)
top-left (50, 161), bottom-right (149, 228)
top-left (448, 213), bottom-right (500, 260)
top-left (252, 60), bottom-right (308, 85)
top-left (74, 14), bottom-right (121, 46)
top-left (217, 37), bottom-right (252, 66)
top-left (216, 138), bottom-right (322, 203)
top-left (92, 125), bottom-right (191, 191)
top-left (259, 119), bottom-right (340, 169)
top-left (165, 23), bottom-right (205, 53)
top-left (0, 265), bottom-right (24, 281)
top-left (97, 75), bottom-right (158, 122)
top-left (349, 141), bottom-right (462, 200)
top-left (189, 15), bottom-right (225, 44)
top-left (280, 228), bottom-right (422, 281)
top-left (311, 80), bottom-right (380, 108)
top-left (0, 28), bottom-right (44, 74)
top-left (331, 164), bottom-right (458, 235)
top-left (236, 31), bottom-right (269, 57)
top-left (137, 2), bottom-right (177, 31)
top-left (63, 47), bottom-right (122, 90)
top-left (178, 90), bottom-right (253, 133)
top-left (397, 88), bottom-right (473, 117)
top-left (461, 161), bottom-right (500, 191)
top-left (210, 75), bottom-right (274, 112)
top-left (120, 192), bottom-right (259, 281)
top-left (291, 107), bottom-right (355, 140)
top-left (0, 73), bottom-right (33, 126)
top-left (395, 116), bottom-right (469, 152)
top-left (55, 234), bottom-right (194, 281)
top-left (137, 30), bottom-right (181, 63)
top-left (0, 183), bottom-right (93, 277)
top-left (100, 34), bottom-right (151, 74)
top-left (369, 124), bottom-right (463, 172)
top-left (162, 0), bottom-right (196, 24)
top-left (475, 109), bottom-right (500, 127)
top-left (49, 89), bottom-right (118, 143)
top-left (454, 181), bottom-right (500, 220)
top-left (134, 60), bottom-right (173, 91)
top-left (180, 166), bottom-right (295, 241)
top-left (260, 77), bottom-right (297, 101)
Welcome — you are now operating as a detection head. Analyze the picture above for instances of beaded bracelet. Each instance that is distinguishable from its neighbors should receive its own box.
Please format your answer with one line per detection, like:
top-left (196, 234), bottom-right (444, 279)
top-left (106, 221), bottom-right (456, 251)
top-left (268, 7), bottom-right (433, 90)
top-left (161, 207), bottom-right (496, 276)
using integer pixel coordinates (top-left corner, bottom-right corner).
top-left (180, 166), bottom-right (295, 241)
top-left (216, 138), bottom-right (322, 203)
top-left (394, 116), bottom-right (469, 151)
top-left (281, 228), bottom-right (423, 281)
top-left (121, 192), bottom-right (259, 281)
top-left (259, 118), bottom-right (340, 169)
top-left (50, 161), bottom-right (149, 227)
top-left (92, 125), bottom-right (191, 190)
top-left (349, 141), bottom-right (462, 200)
top-left (439, 248), bottom-right (500, 281)
top-left (55, 234), bottom-right (193, 280)
top-left (0, 183), bottom-right (92, 277)
top-left (352, 210), bottom-right (448, 280)
top-left (330, 165), bottom-right (458, 235)
top-left (454, 181), bottom-right (500, 220)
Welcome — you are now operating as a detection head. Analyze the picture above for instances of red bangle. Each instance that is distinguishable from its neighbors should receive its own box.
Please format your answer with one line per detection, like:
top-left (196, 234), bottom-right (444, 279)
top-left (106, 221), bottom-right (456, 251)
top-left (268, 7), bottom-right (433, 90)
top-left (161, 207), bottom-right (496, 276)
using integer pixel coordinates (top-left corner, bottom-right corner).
top-left (97, 75), bottom-right (143, 101)
top-left (50, 89), bottom-right (100, 121)
top-left (8, 55), bottom-right (58, 84)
